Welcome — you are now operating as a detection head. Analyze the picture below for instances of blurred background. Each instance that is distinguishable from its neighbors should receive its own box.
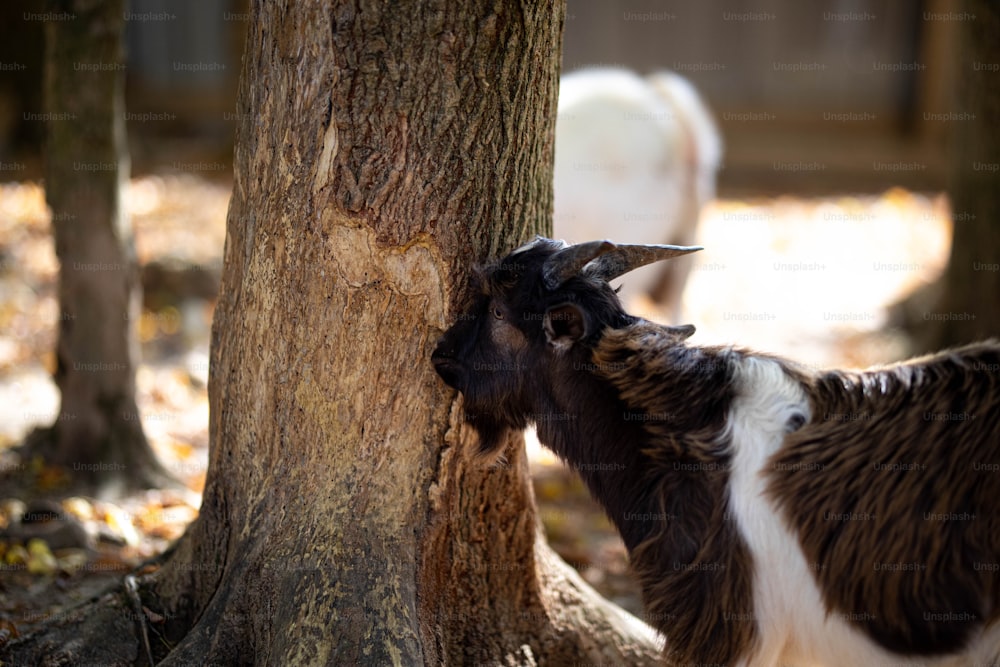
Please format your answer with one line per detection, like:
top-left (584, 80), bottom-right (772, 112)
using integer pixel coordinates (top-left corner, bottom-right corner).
top-left (0, 0), bottom-right (996, 626)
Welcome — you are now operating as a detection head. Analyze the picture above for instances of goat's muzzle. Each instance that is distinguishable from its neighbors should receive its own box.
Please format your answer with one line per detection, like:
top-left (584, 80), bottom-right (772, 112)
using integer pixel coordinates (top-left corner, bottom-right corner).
top-left (431, 342), bottom-right (463, 389)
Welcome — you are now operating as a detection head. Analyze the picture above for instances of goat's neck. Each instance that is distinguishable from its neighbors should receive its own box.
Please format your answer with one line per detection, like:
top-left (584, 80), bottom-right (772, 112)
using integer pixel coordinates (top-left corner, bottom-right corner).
top-left (532, 372), bottom-right (667, 551)
top-left (533, 339), bottom-right (738, 550)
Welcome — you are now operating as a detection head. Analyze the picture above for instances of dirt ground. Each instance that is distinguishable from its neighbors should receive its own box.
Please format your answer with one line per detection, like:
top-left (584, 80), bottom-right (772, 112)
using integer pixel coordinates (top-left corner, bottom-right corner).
top-left (0, 175), bottom-right (951, 637)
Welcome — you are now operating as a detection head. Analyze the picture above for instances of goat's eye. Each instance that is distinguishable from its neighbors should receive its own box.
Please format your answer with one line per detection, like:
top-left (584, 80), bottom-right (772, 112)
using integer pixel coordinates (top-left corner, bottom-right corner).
top-left (492, 306), bottom-right (504, 320)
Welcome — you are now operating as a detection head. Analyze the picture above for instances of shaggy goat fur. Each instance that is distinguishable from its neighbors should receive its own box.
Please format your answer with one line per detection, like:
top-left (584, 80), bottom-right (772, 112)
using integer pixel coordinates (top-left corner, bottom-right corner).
top-left (432, 238), bottom-right (1000, 666)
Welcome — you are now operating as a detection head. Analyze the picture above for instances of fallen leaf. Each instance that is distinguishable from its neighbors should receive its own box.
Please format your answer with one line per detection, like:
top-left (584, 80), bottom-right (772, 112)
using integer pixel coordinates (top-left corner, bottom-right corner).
top-left (26, 538), bottom-right (57, 575)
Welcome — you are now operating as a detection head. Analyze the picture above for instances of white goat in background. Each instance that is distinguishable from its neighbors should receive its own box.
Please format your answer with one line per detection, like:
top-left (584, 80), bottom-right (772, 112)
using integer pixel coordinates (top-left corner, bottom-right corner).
top-left (553, 67), bottom-right (722, 322)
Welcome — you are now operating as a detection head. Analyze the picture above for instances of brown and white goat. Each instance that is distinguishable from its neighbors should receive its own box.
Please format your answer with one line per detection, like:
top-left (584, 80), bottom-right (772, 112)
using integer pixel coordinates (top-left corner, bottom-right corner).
top-left (431, 237), bottom-right (1000, 667)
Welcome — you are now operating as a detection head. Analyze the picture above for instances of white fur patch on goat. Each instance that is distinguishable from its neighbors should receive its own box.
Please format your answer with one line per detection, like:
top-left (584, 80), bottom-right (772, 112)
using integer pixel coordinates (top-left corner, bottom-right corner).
top-left (723, 358), bottom-right (1000, 667)
top-left (723, 357), bottom-right (950, 666)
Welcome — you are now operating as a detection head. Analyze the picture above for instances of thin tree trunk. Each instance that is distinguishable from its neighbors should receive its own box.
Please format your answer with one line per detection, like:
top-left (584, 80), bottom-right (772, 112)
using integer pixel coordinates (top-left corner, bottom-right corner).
top-left (922, 0), bottom-right (1000, 349)
top-left (38, 0), bottom-right (170, 494)
top-left (4, 1), bottom-right (662, 663)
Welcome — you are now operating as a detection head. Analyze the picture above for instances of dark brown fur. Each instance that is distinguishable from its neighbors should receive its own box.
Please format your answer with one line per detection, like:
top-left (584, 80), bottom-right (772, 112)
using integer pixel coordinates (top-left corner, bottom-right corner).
top-left (767, 341), bottom-right (1000, 655)
top-left (433, 240), bottom-right (760, 665)
top-left (593, 324), bottom-right (759, 666)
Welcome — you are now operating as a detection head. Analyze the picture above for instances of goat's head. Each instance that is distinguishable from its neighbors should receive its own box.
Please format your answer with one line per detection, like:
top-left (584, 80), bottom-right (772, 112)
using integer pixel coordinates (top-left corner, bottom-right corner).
top-left (431, 237), bottom-right (701, 460)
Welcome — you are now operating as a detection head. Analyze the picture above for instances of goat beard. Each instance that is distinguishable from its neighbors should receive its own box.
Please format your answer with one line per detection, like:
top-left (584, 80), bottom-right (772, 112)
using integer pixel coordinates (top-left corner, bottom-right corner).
top-left (463, 409), bottom-right (525, 465)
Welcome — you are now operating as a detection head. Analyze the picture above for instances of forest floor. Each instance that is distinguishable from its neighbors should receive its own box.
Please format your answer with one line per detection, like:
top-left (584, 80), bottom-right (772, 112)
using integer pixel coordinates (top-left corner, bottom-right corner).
top-left (0, 175), bottom-right (950, 637)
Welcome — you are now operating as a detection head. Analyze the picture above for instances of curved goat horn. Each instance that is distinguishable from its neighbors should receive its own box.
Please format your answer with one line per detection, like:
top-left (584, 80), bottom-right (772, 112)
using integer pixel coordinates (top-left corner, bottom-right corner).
top-left (542, 240), bottom-right (616, 289)
top-left (584, 243), bottom-right (702, 283)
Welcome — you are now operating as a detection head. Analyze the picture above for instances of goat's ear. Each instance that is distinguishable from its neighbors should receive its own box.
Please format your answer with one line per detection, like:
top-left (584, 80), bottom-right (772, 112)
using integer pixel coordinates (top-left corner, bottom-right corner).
top-left (544, 303), bottom-right (587, 351)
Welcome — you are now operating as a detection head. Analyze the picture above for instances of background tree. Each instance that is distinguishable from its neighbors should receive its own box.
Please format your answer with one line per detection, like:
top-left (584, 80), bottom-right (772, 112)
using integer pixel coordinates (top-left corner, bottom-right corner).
top-left (921, 0), bottom-right (1000, 349)
top-left (5, 0), bottom-right (662, 663)
top-left (32, 0), bottom-right (170, 494)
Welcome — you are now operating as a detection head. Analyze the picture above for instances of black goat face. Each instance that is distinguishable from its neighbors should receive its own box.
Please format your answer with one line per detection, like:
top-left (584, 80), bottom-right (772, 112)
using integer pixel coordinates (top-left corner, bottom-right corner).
top-left (431, 296), bottom-right (536, 459)
top-left (431, 242), bottom-right (573, 459)
top-left (431, 237), bottom-right (701, 460)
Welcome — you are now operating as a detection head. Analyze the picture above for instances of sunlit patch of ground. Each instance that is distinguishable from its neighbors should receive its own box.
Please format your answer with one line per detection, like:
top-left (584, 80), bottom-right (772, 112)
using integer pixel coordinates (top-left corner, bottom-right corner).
top-left (0, 177), bottom-right (955, 626)
top-left (127, 174), bottom-right (230, 269)
top-left (0, 179), bottom-right (220, 636)
top-left (681, 188), bottom-right (951, 367)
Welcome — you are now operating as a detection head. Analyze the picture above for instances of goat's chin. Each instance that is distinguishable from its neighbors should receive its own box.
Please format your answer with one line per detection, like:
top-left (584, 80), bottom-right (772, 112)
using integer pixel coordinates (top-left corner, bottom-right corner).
top-left (464, 412), bottom-right (517, 466)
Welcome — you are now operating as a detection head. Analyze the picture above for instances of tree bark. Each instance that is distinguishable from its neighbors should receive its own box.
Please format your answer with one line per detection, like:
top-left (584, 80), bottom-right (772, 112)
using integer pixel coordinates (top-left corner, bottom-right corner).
top-left (36, 0), bottom-right (170, 494)
top-left (921, 0), bottom-right (1000, 350)
top-left (4, 0), bottom-right (662, 664)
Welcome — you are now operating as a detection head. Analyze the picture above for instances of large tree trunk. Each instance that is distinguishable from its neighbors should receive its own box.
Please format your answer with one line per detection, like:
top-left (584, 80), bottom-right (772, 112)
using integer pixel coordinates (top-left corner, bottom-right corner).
top-left (4, 0), bottom-right (661, 664)
top-left (36, 0), bottom-right (170, 494)
top-left (921, 0), bottom-right (1000, 349)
